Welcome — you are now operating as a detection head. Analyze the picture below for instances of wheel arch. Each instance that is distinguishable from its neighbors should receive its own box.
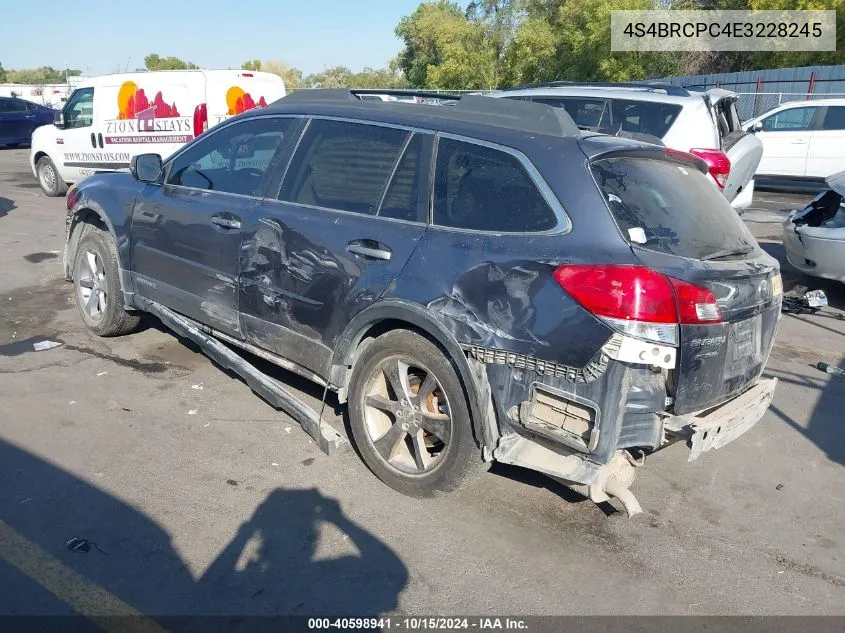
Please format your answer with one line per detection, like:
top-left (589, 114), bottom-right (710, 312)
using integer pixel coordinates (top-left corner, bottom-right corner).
top-left (331, 300), bottom-right (499, 452)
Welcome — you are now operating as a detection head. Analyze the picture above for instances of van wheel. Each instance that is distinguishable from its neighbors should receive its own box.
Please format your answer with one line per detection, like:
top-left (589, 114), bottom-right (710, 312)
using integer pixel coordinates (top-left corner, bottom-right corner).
top-left (347, 330), bottom-right (484, 497)
top-left (72, 228), bottom-right (140, 337)
top-left (37, 156), bottom-right (68, 197)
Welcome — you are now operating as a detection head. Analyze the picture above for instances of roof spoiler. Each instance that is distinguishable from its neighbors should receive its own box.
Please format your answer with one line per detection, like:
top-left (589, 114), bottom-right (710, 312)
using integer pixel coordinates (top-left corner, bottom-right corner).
top-left (501, 80), bottom-right (690, 98)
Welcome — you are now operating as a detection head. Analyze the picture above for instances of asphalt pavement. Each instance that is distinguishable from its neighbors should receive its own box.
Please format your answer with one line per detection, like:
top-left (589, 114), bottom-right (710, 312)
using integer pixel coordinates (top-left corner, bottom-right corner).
top-left (1, 149), bottom-right (844, 623)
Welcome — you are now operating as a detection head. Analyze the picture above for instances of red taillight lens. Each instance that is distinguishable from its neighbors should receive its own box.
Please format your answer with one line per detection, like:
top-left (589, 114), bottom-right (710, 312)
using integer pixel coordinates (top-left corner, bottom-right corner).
top-left (66, 186), bottom-right (80, 211)
top-left (193, 103), bottom-right (208, 138)
top-left (553, 265), bottom-right (677, 323)
top-left (688, 148), bottom-right (730, 189)
top-left (670, 277), bottom-right (721, 323)
top-left (553, 265), bottom-right (722, 335)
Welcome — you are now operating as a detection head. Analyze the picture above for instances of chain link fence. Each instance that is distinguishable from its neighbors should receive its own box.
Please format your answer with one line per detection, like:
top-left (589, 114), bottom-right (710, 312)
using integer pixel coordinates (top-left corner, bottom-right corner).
top-left (732, 92), bottom-right (845, 121)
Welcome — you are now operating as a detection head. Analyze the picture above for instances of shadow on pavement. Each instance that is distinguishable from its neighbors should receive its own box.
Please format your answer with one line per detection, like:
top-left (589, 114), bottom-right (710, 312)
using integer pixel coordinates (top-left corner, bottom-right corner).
top-left (0, 439), bottom-right (407, 629)
top-left (760, 241), bottom-right (845, 312)
top-left (0, 196), bottom-right (16, 220)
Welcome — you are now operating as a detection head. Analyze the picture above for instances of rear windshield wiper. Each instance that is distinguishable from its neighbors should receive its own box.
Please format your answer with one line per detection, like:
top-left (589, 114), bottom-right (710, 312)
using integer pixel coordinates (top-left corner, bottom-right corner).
top-left (701, 246), bottom-right (754, 261)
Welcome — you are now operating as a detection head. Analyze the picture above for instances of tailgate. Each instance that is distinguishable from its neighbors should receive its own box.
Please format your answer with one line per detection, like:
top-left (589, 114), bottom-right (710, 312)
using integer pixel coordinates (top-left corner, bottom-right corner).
top-left (708, 91), bottom-right (762, 202)
top-left (673, 265), bottom-right (782, 414)
top-left (723, 131), bottom-right (762, 203)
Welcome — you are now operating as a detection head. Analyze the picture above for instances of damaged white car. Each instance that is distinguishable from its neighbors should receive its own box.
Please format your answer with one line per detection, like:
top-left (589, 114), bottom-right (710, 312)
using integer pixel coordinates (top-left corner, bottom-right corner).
top-left (783, 170), bottom-right (845, 283)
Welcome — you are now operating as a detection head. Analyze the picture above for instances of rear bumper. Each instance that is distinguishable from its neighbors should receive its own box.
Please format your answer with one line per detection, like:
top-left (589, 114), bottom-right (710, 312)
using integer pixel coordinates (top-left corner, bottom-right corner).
top-left (666, 377), bottom-right (777, 461)
top-left (783, 220), bottom-right (845, 283)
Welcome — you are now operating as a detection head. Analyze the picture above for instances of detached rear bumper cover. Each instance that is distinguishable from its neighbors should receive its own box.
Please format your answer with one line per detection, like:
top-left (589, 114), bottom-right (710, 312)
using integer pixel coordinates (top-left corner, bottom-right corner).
top-left (670, 378), bottom-right (777, 461)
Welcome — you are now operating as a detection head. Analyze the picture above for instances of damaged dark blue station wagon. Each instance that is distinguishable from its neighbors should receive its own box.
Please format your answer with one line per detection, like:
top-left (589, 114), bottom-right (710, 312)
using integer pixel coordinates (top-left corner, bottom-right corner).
top-left (64, 90), bottom-right (781, 515)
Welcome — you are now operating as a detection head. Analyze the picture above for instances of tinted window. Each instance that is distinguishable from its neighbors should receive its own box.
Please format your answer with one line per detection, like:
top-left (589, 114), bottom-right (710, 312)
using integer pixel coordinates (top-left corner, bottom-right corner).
top-left (167, 117), bottom-right (292, 196)
top-left (433, 138), bottom-right (556, 232)
top-left (64, 88), bottom-right (93, 128)
top-left (821, 106), bottom-right (845, 130)
top-left (591, 157), bottom-right (757, 260)
top-left (528, 97), bottom-right (610, 129)
top-left (610, 99), bottom-right (682, 138)
top-left (25, 101), bottom-right (38, 112)
top-left (762, 106), bottom-right (816, 131)
top-left (0, 98), bottom-right (26, 113)
top-left (379, 134), bottom-right (427, 222)
top-left (280, 119), bottom-right (409, 215)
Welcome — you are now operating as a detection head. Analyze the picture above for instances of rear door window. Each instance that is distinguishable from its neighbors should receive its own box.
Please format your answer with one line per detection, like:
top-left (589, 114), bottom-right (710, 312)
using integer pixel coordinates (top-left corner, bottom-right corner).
top-left (821, 106), bottom-right (845, 130)
top-left (526, 97), bottom-right (610, 129)
top-left (761, 106), bottom-right (817, 131)
top-left (433, 137), bottom-right (557, 232)
top-left (279, 119), bottom-right (409, 215)
top-left (591, 156), bottom-right (757, 260)
top-left (609, 99), bottom-right (681, 138)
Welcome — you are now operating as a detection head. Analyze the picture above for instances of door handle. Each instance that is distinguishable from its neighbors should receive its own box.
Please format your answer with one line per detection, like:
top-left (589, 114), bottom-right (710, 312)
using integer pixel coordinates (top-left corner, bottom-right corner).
top-left (90, 132), bottom-right (96, 148)
top-left (98, 133), bottom-right (104, 148)
top-left (347, 240), bottom-right (391, 261)
top-left (211, 216), bottom-right (241, 230)
top-left (25, 114), bottom-right (35, 119)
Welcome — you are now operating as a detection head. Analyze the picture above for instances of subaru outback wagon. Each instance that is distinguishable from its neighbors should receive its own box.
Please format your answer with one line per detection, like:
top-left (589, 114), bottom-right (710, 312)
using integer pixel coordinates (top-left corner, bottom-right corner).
top-left (63, 90), bottom-right (781, 515)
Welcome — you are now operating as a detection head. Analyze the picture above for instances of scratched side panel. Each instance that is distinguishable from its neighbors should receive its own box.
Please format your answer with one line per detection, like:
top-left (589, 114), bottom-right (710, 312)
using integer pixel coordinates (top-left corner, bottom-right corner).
top-left (385, 229), bottom-right (623, 367)
top-left (239, 201), bottom-right (428, 377)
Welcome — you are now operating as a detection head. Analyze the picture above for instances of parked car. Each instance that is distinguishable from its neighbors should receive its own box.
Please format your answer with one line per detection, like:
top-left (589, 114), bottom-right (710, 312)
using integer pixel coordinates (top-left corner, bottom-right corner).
top-left (782, 170), bottom-right (845, 283)
top-left (489, 82), bottom-right (762, 210)
top-left (30, 69), bottom-right (286, 197)
top-left (744, 99), bottom-right (845, 190)
top-left (0, 96), bottom-right (55, 148)
top-left (63, 90), bottom-right (781, 515)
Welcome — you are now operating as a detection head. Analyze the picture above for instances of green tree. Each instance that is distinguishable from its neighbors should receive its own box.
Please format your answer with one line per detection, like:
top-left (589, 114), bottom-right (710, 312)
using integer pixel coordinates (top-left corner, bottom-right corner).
top-left (144, 54), bottom-right (198, 71)
top-left (5, 66), bottom-right (81, 84)
top-left (395, 0), bottom-right (497, 89)
top-left (241, 60), bottom-right (262, 71)
top-left (0, 62), bottom-right (6, 83)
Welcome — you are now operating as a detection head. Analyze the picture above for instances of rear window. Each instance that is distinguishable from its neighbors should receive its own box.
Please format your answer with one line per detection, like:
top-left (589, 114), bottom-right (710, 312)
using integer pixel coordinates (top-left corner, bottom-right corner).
top-left (521, 96), bottom-right (680, 138)
top-left (591, 156), bottom-right (757, 260)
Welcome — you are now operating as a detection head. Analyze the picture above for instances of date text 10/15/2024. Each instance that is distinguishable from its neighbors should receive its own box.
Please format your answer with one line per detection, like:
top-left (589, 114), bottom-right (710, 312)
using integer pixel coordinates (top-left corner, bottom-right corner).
top-left (308, 618), bottom-right (529, 631)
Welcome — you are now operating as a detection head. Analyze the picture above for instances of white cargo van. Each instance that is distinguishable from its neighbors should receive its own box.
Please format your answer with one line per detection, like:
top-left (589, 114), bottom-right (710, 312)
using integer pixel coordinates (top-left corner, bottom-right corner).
top-left (30, 69), bottom-right (286, 196)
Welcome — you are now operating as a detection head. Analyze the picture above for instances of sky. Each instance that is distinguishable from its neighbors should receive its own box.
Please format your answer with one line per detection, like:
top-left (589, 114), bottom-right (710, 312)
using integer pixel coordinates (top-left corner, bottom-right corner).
top-left (1, 0), bottom-right (467, 77)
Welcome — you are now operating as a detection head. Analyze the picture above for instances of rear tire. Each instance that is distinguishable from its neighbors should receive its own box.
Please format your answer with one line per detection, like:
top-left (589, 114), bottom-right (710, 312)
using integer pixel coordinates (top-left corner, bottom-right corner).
top-left (347, 330), bottom-right (484, 497)
top-left (37, 156), bottom-right (68, 197)
top-left (72, 228), bottom-right (141, 337)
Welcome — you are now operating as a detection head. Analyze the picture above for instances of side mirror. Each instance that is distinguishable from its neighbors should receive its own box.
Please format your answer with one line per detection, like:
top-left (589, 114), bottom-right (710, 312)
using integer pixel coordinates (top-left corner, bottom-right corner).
top-left (131, 154), bottom-right (164, 183)
top-left (53, 111), bottom-right (66, 128)
top-left (750, 121), bottom-right (763, 133)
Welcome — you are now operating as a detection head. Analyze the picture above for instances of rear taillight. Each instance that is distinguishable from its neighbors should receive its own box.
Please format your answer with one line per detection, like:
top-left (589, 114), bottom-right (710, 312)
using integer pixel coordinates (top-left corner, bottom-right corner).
top-left (66, 186), bottom-right (80, 211)
top-left (553, 265), bottom-right (722, 346)
top-left (193, 103), bottom-right (208, 138)
top-left (689, 148), bottom-right (730, 189)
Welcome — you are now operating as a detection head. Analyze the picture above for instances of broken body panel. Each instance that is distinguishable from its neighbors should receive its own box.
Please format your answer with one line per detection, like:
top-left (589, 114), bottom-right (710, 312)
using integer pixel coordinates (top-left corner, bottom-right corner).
top-left (63, 96), bottom-right (782, 515)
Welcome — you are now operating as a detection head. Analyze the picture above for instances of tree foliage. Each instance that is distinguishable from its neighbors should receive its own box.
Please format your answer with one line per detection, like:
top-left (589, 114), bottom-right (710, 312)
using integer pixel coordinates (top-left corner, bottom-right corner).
top-left (241, 60), bottom-right (262, 71)
top-left (395, 0), bottom-right (845, 89)
top-left (144, 54), bottom-right (198, 71)
top-left (0, 62), bottom-right (6, 83)
top-left (3, 66), bottom-right (81, 84)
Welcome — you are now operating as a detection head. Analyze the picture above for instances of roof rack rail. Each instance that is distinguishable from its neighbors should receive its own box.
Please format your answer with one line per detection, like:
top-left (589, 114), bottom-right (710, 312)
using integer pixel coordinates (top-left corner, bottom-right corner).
top-left (502, 80), bottom-right (690, 97)
top-left (278, 89), bottom-right (581, 138)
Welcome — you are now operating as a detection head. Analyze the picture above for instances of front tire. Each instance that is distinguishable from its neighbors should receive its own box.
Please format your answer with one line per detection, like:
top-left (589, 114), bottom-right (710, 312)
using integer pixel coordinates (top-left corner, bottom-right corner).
top-left (347, 330), bottom-right (484, 497)
top-left (36, 156), bottom-right (68, 197)
top-left (72, 228), bottom-right (140, 337)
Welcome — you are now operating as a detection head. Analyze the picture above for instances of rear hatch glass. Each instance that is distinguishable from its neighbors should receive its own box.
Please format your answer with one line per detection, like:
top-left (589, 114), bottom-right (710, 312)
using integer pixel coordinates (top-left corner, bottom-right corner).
top-left (591, 154), bottom-right (780, 414)
top-left (590, 156), bottom-right (758, 259)
top-left (525, 97), bottom-right (681, 138)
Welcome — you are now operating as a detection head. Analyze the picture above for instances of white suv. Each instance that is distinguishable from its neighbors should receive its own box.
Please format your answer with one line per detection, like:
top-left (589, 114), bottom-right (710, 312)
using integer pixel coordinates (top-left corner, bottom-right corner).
top-left (743, 99), bottom-right (845, 187)
top-left (490, 82), bottom-right (762, 210)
